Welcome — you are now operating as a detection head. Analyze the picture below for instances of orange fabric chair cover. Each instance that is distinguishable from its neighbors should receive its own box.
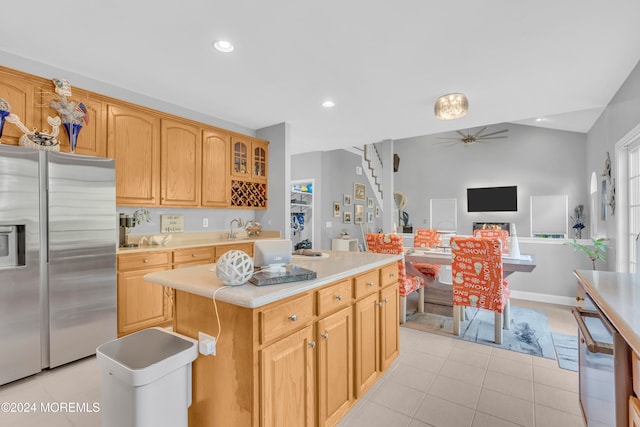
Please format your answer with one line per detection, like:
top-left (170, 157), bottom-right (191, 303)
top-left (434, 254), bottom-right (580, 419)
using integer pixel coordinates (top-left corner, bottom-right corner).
top-left (451, 236), bottom-right (507, 313)
top-left (414, 229), bottom-right (441, 248)
top-left (366, 233), bottom-right (424, 297)
top-left (472, 229), bottom-right (510, 286)
top-left (412, 228), bottom-right (441, 280)
top-left (473, 229), bottom-right (509, 254)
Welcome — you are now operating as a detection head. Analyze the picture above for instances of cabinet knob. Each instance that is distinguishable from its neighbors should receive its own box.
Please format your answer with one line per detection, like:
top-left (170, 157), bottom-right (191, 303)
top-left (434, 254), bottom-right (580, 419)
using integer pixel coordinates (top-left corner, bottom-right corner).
top-left (367, 282), bottom-right (374, 287)
top-left (378, 302), bottom-right (384, 308)
top-left (389, 273), bottom-right (395, 278)
top-left (384, 298), bottom-right (389, 304)
top-left (289, 314), bottom-right (297, 322)
top-left (575, 295), bottom-right (584, 302)
top-left (321, 332), bottom-right (329, 340)
top-left (192, 253), bottom-right (197, 257)
top-left (308, 341), bottom-right (316, 348)
top-left (143, 258), bottom-right (149, 263)
top-left (336, 295), bottom-right (342, 301)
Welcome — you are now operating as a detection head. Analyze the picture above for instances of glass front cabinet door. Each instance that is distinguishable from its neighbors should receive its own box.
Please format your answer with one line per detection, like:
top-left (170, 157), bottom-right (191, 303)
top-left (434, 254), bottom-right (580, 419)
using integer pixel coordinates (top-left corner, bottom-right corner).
top-left (252, 141), bottom-right (268, 181)
top-left (232, 139), bottom-right (249, 177)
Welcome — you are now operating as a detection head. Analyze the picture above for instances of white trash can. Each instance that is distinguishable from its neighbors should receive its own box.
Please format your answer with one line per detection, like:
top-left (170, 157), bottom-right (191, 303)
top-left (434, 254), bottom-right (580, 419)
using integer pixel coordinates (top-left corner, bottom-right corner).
top-left (96, 327), bottom-right (198, 427)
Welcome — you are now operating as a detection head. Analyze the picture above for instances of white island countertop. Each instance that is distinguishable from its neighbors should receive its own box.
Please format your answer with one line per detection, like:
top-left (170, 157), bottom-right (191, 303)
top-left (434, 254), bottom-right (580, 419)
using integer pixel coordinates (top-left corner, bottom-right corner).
top-left (144, 251), bottom-right (402, 308)
top-left (574, 269), bottom-right (640, 356)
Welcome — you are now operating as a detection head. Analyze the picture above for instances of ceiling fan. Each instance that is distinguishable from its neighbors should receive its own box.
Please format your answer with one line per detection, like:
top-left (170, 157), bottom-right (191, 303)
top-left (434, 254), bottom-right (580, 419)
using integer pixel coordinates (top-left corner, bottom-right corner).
top-left (437, 127), bottom-right (509, 145)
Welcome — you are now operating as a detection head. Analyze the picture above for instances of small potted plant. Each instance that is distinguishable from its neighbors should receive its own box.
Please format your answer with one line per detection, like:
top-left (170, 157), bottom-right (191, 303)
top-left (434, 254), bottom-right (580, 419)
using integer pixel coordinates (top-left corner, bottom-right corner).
top-left (564, 237), bottom-right (609, 270)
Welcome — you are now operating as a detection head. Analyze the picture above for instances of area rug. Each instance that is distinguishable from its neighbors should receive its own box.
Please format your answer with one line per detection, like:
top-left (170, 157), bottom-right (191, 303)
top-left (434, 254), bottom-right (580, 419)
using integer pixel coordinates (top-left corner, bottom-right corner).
top-left (403, 305), bottom-right (556, 359)
top-left (551, 333), bottom-right (579, 372)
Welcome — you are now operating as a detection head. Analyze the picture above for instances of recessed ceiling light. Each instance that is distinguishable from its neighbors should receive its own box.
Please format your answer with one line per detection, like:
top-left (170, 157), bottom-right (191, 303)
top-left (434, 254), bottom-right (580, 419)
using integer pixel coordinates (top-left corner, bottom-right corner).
top-left (322, 100), bottom-right (335, 108)
top-left (213, 40), bottom-right (234, 53)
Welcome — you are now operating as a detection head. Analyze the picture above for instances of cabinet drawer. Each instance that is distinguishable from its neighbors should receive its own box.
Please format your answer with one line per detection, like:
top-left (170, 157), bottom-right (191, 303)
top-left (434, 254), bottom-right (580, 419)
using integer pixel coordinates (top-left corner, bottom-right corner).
top-left (317, 279), bottom-right (352, 317)
top-left (173, 247), bottom-right (214, 265)
top-left (354, 269), bottom-right (379, 300)
top-left (380, 263), bottom-right (399, 287)
top-left (260, 293), bottom-right (313, 344)
top-left (633, 351), bottom-right (640, 396)
top-left (118, 251), bottom-right (170, 271)
top-left (215, 242), bottom-right (254, 261)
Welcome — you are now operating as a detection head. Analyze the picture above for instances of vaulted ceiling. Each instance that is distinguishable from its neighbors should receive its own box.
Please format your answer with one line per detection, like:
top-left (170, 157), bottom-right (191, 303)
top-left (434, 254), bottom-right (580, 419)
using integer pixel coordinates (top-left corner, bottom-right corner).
top-left (2, 1), bottom-right (640, 154)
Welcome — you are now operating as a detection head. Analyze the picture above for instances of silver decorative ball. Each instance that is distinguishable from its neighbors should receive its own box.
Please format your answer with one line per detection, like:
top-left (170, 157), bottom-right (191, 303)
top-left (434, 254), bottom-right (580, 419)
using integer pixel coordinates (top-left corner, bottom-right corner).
top-left (216, 250), bottom-right (254, 286)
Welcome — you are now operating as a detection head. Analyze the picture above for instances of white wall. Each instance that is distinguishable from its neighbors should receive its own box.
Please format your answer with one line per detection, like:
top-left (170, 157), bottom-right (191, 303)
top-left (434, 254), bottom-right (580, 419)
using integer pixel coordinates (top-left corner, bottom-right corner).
top-left (393, 123), bottom-right (588, 238)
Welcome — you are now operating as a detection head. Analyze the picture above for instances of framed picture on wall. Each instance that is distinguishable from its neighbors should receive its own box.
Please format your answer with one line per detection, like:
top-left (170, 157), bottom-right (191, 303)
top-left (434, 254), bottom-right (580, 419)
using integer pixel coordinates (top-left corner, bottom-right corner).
top-left (343, 194), bottom-right (352, 206)
top-left (333, 202), bottom-right (341, 217)
top-left (367, 211), bottom-right (373, 223)
top-left (343, 211), bottom-right (353, 224)
top-left (354, 182), bottom-right (366, 201)
top-left (375, 206), bottom-right (380, 218)
top-left (367, 197), bottom-right (374, 209)
top-left (354, 204), bottom-right (364, 224)
top-left (601, 178), bottom-right (608, 221)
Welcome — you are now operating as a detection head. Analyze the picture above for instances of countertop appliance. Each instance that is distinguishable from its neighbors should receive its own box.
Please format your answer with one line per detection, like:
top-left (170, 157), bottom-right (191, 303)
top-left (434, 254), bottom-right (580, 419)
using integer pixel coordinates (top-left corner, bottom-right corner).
top-left (0, 145), bottom-right (116, 386)
top-left (573, 289), bottom-right (631, 427)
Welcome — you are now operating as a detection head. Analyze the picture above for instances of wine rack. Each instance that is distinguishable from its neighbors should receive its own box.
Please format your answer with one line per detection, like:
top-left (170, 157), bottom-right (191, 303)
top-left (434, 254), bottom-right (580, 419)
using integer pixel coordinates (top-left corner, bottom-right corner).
top-left (231, 180), bottom-right (267, 208)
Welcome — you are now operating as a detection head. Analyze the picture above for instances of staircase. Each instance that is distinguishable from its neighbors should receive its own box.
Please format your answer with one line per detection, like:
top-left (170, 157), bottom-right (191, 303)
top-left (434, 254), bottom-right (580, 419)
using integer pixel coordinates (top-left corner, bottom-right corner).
top-left (362, 143), bottom-right (384, 208)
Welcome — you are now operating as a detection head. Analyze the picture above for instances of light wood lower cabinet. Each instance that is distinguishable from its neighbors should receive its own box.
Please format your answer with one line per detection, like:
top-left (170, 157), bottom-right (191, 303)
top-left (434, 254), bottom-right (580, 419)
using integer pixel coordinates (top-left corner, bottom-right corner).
top-left (261, 325), bottom-right (315, 427)
top-left (173, 261), bottom-right (399, 427)
top-left (317, 306), bottom-right (353, 427)
top-left (214, 242), bottom-right (254, 261)
top-left (116, 251), bottom-right (171, 337)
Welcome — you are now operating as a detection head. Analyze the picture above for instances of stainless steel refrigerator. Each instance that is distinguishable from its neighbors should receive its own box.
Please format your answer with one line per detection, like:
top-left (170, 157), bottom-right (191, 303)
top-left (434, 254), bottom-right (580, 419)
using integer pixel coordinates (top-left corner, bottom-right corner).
top-left (0, 144), bottom-right (116, 386)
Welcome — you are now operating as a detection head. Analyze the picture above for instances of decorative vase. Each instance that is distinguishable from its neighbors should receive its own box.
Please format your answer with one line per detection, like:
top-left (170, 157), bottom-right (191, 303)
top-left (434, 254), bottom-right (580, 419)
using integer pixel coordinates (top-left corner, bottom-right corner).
top-left (0, 109), bottom-right (9, 143)
top-left (62, 122), bottom-right (82, 153)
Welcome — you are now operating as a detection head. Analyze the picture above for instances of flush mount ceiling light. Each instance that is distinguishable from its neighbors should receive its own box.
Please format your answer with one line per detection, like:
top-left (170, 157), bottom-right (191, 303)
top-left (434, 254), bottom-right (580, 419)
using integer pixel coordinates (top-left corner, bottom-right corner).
top-left (434, 93), bottom-right (468, 120)
top-left (213, 40), bottom-right (234, 53)
top-left (322, 100), bottom-right (335, 108)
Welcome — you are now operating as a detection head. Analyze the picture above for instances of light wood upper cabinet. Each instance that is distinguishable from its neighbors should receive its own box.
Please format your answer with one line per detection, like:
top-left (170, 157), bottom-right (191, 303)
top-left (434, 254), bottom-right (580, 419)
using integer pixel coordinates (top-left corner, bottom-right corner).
top-left (161, 119), bottom-right (201, 207)
top-left (252, 139), bottom-right (268, 181)
top-left (231, 136), bottom-right (269, 181)
top-left (0, 72), bottom-right (39, 146)
top-left (202, 128), bottom-right (230, 207)
top-left (107, 104), bottom-right (161, 206)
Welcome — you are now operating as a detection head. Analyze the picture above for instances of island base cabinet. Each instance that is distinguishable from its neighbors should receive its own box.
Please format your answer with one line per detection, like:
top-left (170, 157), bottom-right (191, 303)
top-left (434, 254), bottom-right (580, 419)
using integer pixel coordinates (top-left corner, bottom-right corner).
top-left (354, 292), bottom-right (380, 398)
top-left (261, 326), bottom-right (315, 427)
top-left (317, 306), bottom-right (353, 427)
top-left (380, 284), bottom-right (400, 371)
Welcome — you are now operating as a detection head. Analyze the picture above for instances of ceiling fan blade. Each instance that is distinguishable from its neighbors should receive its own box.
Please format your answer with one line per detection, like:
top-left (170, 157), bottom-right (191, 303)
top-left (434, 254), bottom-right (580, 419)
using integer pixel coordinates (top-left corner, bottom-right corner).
top-left (472, 127), bottom-right (488, 138)
top-left (456, 130), bottom-right (469, 138)
top-left (479, 129), bottom-right (509, 138)
top-left (476, 135), bottom-right (509, 141)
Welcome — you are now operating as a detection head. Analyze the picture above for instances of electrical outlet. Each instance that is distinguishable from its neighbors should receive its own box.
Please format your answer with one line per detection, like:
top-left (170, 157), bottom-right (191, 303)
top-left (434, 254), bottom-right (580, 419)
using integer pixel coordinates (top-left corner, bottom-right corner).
top-left (326, 221), bottom-right (332, 228)
top-left (203, 218), bottom-right (209, 228)
top-left (198, 332), bottom-right (216, 356)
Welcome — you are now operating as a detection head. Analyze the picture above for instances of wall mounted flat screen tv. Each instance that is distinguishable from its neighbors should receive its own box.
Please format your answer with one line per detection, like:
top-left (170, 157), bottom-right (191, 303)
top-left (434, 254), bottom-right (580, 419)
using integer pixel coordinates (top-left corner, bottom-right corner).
top-left (467, 186), bottom-right (517, 212)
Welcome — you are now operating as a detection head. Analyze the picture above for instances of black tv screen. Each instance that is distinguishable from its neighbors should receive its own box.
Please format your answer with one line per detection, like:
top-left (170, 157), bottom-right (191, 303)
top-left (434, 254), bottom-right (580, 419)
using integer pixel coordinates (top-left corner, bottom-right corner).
top-left (467, 186), bottom-right (517, 212)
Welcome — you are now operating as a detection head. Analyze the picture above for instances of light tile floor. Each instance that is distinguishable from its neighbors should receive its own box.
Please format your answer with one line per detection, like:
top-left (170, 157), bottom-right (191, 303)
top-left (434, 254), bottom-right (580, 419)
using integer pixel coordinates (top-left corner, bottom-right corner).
top-left (0, 298), bottom-right (584, 427)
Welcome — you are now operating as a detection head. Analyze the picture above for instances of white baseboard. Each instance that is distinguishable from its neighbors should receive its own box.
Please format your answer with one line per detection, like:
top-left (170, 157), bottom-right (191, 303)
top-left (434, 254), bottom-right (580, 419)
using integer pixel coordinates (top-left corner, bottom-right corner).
top-left (510, 290), bottom-right (576, 307)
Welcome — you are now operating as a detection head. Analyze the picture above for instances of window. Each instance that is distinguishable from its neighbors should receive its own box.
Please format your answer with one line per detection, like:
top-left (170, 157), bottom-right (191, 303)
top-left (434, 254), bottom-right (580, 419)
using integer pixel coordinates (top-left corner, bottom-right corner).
top-left (629, 142), bottom-right (640, 272)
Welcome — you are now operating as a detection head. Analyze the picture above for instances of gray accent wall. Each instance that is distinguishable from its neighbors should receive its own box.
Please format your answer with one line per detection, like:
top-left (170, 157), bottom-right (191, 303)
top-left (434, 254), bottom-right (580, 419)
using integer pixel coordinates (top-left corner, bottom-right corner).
top-left (256, 123), bottom-right (290, 239)
top-left (393, 123), bottom-right (588, 238)
top-left (292, 149), bottom-right (383, 249)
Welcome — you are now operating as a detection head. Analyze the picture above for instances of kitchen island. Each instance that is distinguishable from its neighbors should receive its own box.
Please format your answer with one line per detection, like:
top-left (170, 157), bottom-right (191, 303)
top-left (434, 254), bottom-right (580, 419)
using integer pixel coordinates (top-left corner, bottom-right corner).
top-left (145, 250), bottom-right (402, 427)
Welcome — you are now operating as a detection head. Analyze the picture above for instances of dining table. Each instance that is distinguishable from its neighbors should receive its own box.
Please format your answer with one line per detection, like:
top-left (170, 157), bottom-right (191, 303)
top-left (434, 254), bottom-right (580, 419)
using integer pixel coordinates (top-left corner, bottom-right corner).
top-left (404, 247), bottom-right (537, 312)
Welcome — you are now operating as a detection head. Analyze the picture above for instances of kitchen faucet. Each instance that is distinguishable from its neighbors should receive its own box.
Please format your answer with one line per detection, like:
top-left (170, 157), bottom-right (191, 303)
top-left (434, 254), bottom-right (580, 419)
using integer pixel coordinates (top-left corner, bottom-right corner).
top-left (229, 217), bottom-right (244, 240)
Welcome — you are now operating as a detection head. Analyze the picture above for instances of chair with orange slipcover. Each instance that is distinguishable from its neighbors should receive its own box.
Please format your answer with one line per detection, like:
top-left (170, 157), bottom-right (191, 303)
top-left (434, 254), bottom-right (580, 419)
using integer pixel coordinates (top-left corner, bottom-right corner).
top-left (365, 233), bottom-right (425, 324)
top-left (472, 228), bottom-right (511, 327)
top-left (450, 236), bottom-right (510, 344)
top-left (412, 228), bottom-right (441, 280)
